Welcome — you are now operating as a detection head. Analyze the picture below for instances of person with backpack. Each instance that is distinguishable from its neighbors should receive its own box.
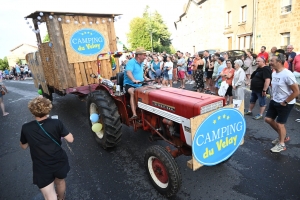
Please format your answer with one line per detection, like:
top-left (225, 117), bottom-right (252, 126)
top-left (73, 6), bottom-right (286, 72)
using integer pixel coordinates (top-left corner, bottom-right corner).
top-left (20, 96), bottom-right (74, 200)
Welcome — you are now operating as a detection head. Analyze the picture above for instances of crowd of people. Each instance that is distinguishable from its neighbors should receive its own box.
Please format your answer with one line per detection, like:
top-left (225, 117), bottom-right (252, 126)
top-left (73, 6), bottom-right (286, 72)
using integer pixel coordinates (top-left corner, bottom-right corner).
top-left (0, 63), bottom-right (32, 81)
top-left (122, 45), bottom-right (300, 153)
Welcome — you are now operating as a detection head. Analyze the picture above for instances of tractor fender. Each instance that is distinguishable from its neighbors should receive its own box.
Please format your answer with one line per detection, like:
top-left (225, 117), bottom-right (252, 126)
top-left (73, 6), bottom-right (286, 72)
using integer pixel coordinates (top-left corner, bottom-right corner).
top-left (94, 84), bottom-right (129, 126)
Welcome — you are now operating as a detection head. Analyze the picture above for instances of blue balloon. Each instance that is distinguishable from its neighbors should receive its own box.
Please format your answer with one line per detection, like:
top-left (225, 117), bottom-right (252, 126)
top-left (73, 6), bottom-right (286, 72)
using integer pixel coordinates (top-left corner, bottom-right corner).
top-left (155, 69), bottom-right (161, 77)
top-left (90, 113), bottom-right (99, 123)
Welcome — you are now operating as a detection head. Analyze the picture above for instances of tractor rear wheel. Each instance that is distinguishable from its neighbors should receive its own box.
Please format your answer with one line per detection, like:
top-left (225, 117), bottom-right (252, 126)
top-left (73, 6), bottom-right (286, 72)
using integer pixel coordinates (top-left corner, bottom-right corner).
top-left (87, 90), bottom-right (122, 149)
top-left (144, 145), bottom-right (182, 197)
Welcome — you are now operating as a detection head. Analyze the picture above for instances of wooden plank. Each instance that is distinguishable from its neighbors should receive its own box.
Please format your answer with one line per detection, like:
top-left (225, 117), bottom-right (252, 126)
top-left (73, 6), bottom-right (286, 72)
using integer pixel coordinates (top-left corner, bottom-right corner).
top-left (61, 15), bottom-right (110, 63)
top-left (189, 101), bottom-right (245, 171)
top-left (26, 54), bottom-right (38, 88)
top-left (79, 62), bottom-right (88, 86)
top-left (45, 14), bottom-right (68, 91)
top-left (73, 63), bottom-right (83, 86)
top-left (84, 62), bottom-right (92, 84)
top-left (86, 61), bottom-right (95, 84)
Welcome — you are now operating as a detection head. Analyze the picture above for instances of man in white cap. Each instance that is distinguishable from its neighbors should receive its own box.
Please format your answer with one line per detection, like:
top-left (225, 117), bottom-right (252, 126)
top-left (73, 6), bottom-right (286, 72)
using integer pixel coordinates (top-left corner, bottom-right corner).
top-left (124, 47), bottom-right (150, 119)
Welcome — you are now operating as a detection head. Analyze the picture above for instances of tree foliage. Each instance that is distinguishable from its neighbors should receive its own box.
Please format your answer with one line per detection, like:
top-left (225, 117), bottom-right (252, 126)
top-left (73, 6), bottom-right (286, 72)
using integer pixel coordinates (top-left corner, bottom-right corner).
top-left (0, 57), bottom-right (9, 70)
top-left (43, 33), bottom-right (50, 43)
top-left (127, 6), bottom-right (172, 52)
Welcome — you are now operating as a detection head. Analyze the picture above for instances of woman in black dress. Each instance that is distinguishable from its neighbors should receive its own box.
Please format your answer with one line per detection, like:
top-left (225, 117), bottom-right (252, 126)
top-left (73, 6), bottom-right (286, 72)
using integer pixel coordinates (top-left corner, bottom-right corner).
top-left (192, 53), bottom-right (205, 92)
top-left (20, 96), bottom-right (74, 200)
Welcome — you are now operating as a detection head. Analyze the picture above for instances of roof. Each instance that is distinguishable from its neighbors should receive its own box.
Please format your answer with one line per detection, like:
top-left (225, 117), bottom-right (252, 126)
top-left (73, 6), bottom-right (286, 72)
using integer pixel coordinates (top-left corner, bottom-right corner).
top-left (10, 44), bottom-right (38, 52)
top-left (25, 10), bottom-right (122, 19)
top-left (174, 0), bottom-right (206, 24)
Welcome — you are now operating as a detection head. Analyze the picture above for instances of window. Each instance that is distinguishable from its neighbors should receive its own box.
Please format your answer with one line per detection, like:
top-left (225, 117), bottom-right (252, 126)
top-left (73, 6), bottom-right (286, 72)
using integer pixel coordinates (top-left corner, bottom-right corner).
top-left (241, 5), bottom-right (247, 22)
top-left (281, 0), bottom-right (292, 14)
top-left (238, 35), bottom-right (252, 50)
top-left (226, 11), bottom-right (232, 27)
top-left (281, 32), bottom-right (290, 49)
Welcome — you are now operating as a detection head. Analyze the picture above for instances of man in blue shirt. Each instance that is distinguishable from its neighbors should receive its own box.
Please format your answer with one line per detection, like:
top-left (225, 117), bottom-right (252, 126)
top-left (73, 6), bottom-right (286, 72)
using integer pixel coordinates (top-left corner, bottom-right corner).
top-left (124, 47), bottom-right (149, 119)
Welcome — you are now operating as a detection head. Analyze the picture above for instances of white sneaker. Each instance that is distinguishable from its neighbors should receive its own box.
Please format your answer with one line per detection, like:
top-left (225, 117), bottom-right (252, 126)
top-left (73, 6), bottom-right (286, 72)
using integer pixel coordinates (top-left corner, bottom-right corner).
top-left (168, 85), bottom-right (170, 87)
top-left (190, 80), bottom-right (195, 84)
top-left (270, 143), bottom-right (286, 152)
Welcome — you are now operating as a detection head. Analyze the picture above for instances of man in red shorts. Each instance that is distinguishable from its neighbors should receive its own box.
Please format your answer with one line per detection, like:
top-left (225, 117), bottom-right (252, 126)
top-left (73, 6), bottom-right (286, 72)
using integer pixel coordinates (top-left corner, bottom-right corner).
top-left (177, 52), bottom-right (187, 89)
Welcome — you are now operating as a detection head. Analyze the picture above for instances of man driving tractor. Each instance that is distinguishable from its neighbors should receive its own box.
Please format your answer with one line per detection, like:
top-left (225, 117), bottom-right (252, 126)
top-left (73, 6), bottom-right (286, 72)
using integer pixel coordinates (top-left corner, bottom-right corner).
top-left (123, 47), bottom-right (150, 119)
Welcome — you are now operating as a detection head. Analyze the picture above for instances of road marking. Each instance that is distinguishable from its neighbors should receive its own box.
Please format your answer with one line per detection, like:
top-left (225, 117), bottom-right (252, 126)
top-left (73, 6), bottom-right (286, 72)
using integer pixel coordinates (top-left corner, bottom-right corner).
top-left (3, 80), bottom-right (34, 84)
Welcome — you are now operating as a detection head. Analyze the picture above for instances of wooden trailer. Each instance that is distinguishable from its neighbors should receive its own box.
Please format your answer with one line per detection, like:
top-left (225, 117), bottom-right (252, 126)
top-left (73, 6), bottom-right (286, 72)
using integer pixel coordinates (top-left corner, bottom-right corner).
top-left (25, 11), bottom-right (121, 97)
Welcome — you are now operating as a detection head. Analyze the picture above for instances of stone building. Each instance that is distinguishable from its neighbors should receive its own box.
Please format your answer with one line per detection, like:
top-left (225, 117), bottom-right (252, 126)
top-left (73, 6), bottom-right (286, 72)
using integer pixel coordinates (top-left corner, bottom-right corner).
top-left (174, 0), bottom-right (225, 53)
top-left (223, 0), bottom-right (254, 51)
top-left (7, 44), bottom-right (38, 67)
top-left (255, 0), bottom-right (300, 53)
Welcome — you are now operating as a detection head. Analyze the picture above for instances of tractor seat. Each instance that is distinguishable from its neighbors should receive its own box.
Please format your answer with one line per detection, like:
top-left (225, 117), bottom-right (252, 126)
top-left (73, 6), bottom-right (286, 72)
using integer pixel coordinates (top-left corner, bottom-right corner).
top-left (116, 72), bottom-right (124, 91)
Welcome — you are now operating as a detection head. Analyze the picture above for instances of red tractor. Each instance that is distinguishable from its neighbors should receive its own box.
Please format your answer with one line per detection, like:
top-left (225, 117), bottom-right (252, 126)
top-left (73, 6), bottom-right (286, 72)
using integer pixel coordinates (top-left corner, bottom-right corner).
top-left (87, 71), bottom-right (226, 197)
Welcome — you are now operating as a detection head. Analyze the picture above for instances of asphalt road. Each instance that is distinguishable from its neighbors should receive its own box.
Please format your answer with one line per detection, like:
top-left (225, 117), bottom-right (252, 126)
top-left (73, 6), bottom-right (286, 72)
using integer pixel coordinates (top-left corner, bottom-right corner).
top-left (0, 80), bottom-right (300, 200)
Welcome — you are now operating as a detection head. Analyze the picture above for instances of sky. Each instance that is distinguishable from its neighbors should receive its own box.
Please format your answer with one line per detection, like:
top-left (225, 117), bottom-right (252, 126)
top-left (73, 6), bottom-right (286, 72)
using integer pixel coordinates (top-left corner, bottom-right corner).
top-left (0, 0), bottom-right (186, 58)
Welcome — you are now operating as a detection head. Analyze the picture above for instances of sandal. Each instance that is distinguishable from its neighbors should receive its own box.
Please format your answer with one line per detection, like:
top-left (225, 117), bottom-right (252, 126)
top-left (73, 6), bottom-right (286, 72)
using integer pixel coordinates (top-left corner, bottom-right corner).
top-left (130, 115), bottom-right (138, 120)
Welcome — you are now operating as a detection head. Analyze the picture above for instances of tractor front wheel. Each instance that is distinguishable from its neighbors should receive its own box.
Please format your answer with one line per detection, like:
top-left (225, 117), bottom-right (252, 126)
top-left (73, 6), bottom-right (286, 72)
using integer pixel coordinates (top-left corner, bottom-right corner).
top-left (144, 145), bottom-right (182, 197)
top-left (87, 90), bottom-right (122, 149)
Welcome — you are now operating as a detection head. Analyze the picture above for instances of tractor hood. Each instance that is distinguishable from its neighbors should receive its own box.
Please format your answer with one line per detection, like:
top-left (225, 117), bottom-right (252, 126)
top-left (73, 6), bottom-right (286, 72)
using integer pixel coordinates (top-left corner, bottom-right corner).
top-left (135, 86), bottom-right (225, 119)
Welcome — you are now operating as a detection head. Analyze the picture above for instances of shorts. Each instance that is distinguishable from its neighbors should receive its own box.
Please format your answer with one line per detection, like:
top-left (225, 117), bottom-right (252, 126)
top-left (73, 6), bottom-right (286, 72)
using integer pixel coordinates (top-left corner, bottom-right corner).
top-left (163, 74), bottom-right (172, 80)
top-left (225, 85), bottom-right (233, 96)
top-left (250, 91), bottom-right (266, 107)
top-left (206, 71), bottom-right (213, 79)
top-left (266, 100), bottom-right (294, 124)
top-left (124, 84), bottom-right (137, 93)
top-left (33, 163), bottom-right (70, 189)
top-left (178, 71), bottom-right (185, 79)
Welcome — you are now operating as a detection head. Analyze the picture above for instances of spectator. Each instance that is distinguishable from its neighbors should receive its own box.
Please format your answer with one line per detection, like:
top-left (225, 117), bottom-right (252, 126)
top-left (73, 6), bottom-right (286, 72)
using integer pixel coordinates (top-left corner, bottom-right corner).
top-left (220, 60), bottom-right (235, 105)
top-left (268, 47), bottom-right (277, 63)
top-left (212, 53), bottom-right (221, 91)
top-left (149, 56), bottom-right (162, 84)
top-left (265, 53), bottom-right (299, 152)
top-left (292, 53), bottom-right (300, 84)
top-left (245, 57), bottom-right (272, 119)
top-left (244, 51), bottom-right (255, 85)
top-left (177, 52), bottom-right (186, 89)
top-left (286, 45), bottom-right (296, 72)
top-left (204, 50), bottom-right (213, 92)
top-left (257, 46), bottom-right (269, 63)
top-left (214, 57), bottom-right (226, 94)
top-left (232, 59), bottom-right (246, 100)
top-left (172, 55), bottom-right (178, 84)
top-left (186, 53), bottom-right (194, 84)
top-left (0, 83), bottom-right (9, 116)
top-left (162, 56), bottom-right (173, 87)
top-left (191, 53), bottom-right (205, 92)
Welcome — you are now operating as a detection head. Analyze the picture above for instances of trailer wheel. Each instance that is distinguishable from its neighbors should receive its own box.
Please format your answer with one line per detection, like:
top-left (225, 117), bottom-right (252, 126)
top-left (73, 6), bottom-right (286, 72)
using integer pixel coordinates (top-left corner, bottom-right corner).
top-left (144, 145), bottom-right (182, 197)
top-left (38, 85), bottom-right (53, 101)
top-left (87, 90), bottom-right (122, 149)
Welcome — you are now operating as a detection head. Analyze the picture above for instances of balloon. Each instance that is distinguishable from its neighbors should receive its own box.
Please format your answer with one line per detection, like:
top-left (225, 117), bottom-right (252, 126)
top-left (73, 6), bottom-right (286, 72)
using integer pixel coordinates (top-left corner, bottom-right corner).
top-left (38, 89), bottom-right (43, 95)
top-left (92, 123), bottom-right (102, 132)
top-left (155, 69), bottom-right (161, 77)
top-left (90, 113), bottom-right (99, 123)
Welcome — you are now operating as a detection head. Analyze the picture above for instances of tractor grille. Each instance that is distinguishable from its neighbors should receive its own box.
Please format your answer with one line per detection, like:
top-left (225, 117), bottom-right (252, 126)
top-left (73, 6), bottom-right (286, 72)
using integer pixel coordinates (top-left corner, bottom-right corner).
top-left (201, 100), bottom-right (223, 115)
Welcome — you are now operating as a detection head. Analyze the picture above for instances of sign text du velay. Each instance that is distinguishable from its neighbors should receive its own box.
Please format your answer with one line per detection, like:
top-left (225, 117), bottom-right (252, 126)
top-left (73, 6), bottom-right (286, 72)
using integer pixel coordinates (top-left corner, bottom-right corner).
top-left (192, 108), bottom-right (246, 166)
top-left (70, 28), bottom-right (105, 55)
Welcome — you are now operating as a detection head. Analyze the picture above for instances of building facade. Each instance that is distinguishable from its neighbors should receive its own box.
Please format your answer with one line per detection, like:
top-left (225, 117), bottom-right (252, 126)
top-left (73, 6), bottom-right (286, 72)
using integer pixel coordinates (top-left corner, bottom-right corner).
top-left (223, 0), bottom-right (254, 51)
top-left (7, 44), bottom-right (38, 67)
top-left (255, 0), bottom-right (300, 53)
top-left (174, 0), bottom-right (225, 53)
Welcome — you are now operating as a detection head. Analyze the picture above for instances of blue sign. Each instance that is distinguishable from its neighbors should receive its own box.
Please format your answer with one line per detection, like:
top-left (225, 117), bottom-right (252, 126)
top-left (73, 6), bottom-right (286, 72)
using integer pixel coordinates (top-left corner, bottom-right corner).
top-left (192, 108), bottom-right (246, 166)
top-left (70, 28), bottom-right (106, 56)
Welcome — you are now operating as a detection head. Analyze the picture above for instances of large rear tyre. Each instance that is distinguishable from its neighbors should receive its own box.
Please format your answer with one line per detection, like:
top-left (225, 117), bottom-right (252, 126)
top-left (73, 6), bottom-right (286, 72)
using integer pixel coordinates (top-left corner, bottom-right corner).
top-left (144, 145), bottom-right (182, 197)
top-left (87, 90), bottom-right (122, 149)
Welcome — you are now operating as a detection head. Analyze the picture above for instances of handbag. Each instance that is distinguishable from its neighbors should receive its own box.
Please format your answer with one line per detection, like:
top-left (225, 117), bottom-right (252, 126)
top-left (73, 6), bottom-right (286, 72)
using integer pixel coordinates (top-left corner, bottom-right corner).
top-left (0, 86), bottom-right (5, 95)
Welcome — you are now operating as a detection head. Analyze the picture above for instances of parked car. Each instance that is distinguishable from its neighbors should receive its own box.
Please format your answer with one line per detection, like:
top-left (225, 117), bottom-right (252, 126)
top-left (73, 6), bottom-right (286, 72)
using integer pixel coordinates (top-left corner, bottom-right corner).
top-left (198, 49), bottom-right (217, 56)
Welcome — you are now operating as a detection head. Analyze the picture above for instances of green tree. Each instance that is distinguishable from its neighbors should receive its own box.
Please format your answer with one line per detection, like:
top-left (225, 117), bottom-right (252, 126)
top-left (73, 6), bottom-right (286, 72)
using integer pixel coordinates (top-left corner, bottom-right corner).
top-left (43, 33), bottom-right (50, 43)
top-left (127, 6), bottom-right (172, 52)
top-left (0, 57), bottom-right (9, 70)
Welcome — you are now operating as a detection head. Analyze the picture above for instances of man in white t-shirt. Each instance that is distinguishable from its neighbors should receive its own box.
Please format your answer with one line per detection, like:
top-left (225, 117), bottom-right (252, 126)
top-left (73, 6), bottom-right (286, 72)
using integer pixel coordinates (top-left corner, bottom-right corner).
top-left (265, 53), bottom-right (299, 153)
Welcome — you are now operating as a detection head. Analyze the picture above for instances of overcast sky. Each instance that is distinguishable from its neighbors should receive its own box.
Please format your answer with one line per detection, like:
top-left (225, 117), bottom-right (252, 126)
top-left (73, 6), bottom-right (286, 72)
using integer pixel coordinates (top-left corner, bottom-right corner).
top-left (0, 0), bottom-right (186, 58)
